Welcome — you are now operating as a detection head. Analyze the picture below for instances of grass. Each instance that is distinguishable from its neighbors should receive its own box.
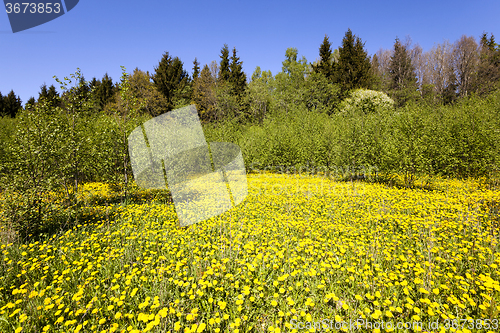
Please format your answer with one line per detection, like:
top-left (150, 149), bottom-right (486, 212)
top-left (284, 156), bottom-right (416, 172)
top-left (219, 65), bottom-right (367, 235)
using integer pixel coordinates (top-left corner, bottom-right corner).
top-left (0, 172), bottom-right (499, 332)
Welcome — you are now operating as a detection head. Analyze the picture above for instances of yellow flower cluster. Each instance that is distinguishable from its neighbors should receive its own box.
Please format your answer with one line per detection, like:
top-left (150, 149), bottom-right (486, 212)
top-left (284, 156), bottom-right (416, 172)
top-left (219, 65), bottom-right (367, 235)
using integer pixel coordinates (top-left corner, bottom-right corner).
top-left (0, 172), bottom-right (499, 332)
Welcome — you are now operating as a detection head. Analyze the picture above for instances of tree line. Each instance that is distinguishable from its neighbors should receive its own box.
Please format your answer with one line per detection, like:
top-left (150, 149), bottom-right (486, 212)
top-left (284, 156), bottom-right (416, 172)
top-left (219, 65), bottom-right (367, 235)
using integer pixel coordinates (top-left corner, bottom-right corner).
top-left (1, 29), bottom-right (498, 124)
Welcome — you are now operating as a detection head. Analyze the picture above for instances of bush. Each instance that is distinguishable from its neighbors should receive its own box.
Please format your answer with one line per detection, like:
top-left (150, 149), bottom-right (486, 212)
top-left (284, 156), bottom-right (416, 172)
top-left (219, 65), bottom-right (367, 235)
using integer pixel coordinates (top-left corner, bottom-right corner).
top-left (338, 88), bottom-right (395, 114)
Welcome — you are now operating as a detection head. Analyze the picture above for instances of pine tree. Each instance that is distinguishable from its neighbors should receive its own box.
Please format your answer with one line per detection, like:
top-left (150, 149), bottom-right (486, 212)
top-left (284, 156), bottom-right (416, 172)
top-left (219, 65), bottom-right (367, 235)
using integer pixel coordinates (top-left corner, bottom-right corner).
top-left (192, 58), bottom-right (200, 80)
top-left (388, 37), bottom-right (419, 107)
top-left (219, 44), bottom-right (230, 83)
top-left (333, 29), bottom-right (373, 98)
top-left (152, 51), bottom-right (190, 111)
top-left (313, 34), bottom-right (334, 80)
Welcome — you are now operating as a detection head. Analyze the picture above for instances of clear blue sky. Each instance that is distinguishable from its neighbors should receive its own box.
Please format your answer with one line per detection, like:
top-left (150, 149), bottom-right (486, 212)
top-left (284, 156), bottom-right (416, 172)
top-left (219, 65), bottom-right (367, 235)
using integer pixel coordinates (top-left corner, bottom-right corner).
top-left (1, 0), bottom-right (499, 105)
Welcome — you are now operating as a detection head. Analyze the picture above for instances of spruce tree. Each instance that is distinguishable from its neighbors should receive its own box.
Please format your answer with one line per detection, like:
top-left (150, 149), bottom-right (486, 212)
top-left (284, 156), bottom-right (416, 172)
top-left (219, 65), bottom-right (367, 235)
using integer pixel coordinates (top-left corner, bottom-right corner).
top-left (229, 47), bottom-right (247, 98)
top-left (219, 44), bottom-right (230, 83)
top-left (313, 34), bottom-right (334, 80)
top-left (4, 90), bottom-right (22, 118)
top-left (474, 32), bottom-right (500, 96)
top-left (192, 58), bottom-right (200, 80)
top-left (46, 84), bottom-right (60, 108)
top-left (388, 37), bottom-right (419, 107)
top-left (38, 83), bottom-right (49, 102)
top-left (0, 91), bottom-right (4, 117)
top-left (192, 64), bottom-right (217, 122)
top-left (333, 29), bottom-right (373, 98)
top-left (152, 51), bottom-right (190, 111)
top-left (25, 97), bottom-right (36, 110)
top-left (94, 73), bottom-right (115, 109)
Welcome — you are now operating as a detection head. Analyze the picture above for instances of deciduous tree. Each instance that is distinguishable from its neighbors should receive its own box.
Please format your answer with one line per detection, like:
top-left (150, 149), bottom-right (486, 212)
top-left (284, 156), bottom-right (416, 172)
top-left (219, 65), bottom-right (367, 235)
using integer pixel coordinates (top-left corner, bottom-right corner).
top-left (451, 35), bottom-right (479, 98)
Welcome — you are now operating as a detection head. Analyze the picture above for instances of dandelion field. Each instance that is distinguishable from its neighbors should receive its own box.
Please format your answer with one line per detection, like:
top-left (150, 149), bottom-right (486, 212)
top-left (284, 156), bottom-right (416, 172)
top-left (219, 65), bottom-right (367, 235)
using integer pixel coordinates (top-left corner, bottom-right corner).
top-left (1, 172), bottom-right (500, 333)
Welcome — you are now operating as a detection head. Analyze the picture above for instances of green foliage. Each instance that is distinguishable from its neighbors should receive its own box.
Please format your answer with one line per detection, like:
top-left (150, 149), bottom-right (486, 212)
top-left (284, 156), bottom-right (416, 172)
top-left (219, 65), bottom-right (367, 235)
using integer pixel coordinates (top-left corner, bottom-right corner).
top-left (152, 52), bottom-right (191, 111)
top-left (0, 68), bottom-right (151, 242)
top-left (312, 34), bottom-right (335, 80)
top-left (3, 97), bottom-right (75, 240)
top-left (0, 90), bottom-right (22, 118)
top-left (192, 64), bottom-right (218, 123)
top-left (218, 44), bottom-right (231, 83)
top-left (92, 73), bottom-right (116, 110)
top-left (106, 68), bottom-right (169, 118)
top-left (304, 71), bottom-right (341, 114)
top-left (192, 58), bottom-right (200, 80)
top-left (37, 83), bottom-right (60, 109)
top-left (206, 88), bottom-right (500, 187)
top-left (333, 29), bottom-right (373, 98)
top-left (0, 116), bottom-right (16, 186)
top-left (246, 66), bottom-right (273, 123)
top-left (271, 48), bottom-right (309, 114)
top-left (229, 47), bottom-right (247, 100)
top-left (389, 38), bottom-right (419, 107)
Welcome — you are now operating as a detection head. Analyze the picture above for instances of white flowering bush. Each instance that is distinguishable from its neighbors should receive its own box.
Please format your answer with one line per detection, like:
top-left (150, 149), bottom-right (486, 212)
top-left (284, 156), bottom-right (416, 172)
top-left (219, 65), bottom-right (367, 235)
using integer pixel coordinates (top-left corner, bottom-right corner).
top-left (339, 88), bottom-right (395, 114)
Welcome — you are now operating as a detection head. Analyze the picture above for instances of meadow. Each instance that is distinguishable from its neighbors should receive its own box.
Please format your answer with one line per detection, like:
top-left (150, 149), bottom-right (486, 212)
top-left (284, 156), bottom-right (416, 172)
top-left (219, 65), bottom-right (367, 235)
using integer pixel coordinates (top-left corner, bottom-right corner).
top-left (1, 171), bottom-right (500, 333)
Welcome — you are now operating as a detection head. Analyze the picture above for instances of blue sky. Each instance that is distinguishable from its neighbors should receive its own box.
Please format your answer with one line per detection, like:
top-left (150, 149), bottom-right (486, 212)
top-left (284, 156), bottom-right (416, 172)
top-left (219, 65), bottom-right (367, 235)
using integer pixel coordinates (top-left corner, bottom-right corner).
top-left (1, 0), bottom-right (499, 105)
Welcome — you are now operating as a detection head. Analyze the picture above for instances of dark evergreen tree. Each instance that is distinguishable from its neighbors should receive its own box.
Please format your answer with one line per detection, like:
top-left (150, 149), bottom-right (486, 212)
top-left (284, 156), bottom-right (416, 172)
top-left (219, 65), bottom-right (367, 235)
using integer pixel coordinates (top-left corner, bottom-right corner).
top-left (93, 73), bottom-right (115, 109)
top-left (25, 96), bottom-right (36, 109)
top-left (89, 77), bottom-right (100, 90)
top-left (3, 90), bottom-right (22, 117)
top-left (46, 84), bottom-right (60, 108)
top-left (313, 34), bottom-right (335, 80)
top-left (388, 37), bottom-right (419, 107)
top-left (333, 29), bottom-right (373, 98)
top-left (229, 47), bottom-right (247, 97)
top-left (152, 51), bottom-right (190, 111)
top-left (0, 91), bottom-right (4, 117)
top-left (38, 83), bottom-right (49, 102)
top-left (192, 58), bottom-right (200, 80)
top-left (474, 32), bottom-right (500, 96)
top-left (219, 44), bottom-right (230, 83)
top-left (192, 64), bottom-right (217, 122)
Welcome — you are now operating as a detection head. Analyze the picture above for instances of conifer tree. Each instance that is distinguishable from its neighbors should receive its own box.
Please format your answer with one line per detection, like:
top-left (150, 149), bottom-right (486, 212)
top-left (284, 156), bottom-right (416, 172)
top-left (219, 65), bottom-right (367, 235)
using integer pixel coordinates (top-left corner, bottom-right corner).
top-left (333, 29), bottom-right (373, 98)
top-left (46, 84), bottom-right (60, 108)
top-left (94, 73), bottom-right (115, 109)
top-left (219, 44), bottom-right (230, 83)
top-left (152, 51), bottom-right (190, 111)
top-left (192, 58), bottom-right (200, 80)
top-left (192, 64), bottom-right (217, 122)
top-left (3, 90), bottom-right (22, 118)
top-left (38, 83), bottom-right (49, 102)
top-left (229, 47), bottom-right (247, 98)
top-left (313, 34), bottom-right (335, 80)
top-left (25, 97), bottom-right (36, 109)
top-left (0, 91), bottom-right (4, 117)
top-left (388, 37), bottom-right (419, 107)
top-left (474, 32), bottom-right (500, 96)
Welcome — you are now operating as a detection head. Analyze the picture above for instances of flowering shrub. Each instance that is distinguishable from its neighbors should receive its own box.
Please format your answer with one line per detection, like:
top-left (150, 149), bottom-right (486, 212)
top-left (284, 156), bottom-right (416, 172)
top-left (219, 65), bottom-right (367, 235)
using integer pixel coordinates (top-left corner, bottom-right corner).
top-left (339, 88), bottom-right (395, 114)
